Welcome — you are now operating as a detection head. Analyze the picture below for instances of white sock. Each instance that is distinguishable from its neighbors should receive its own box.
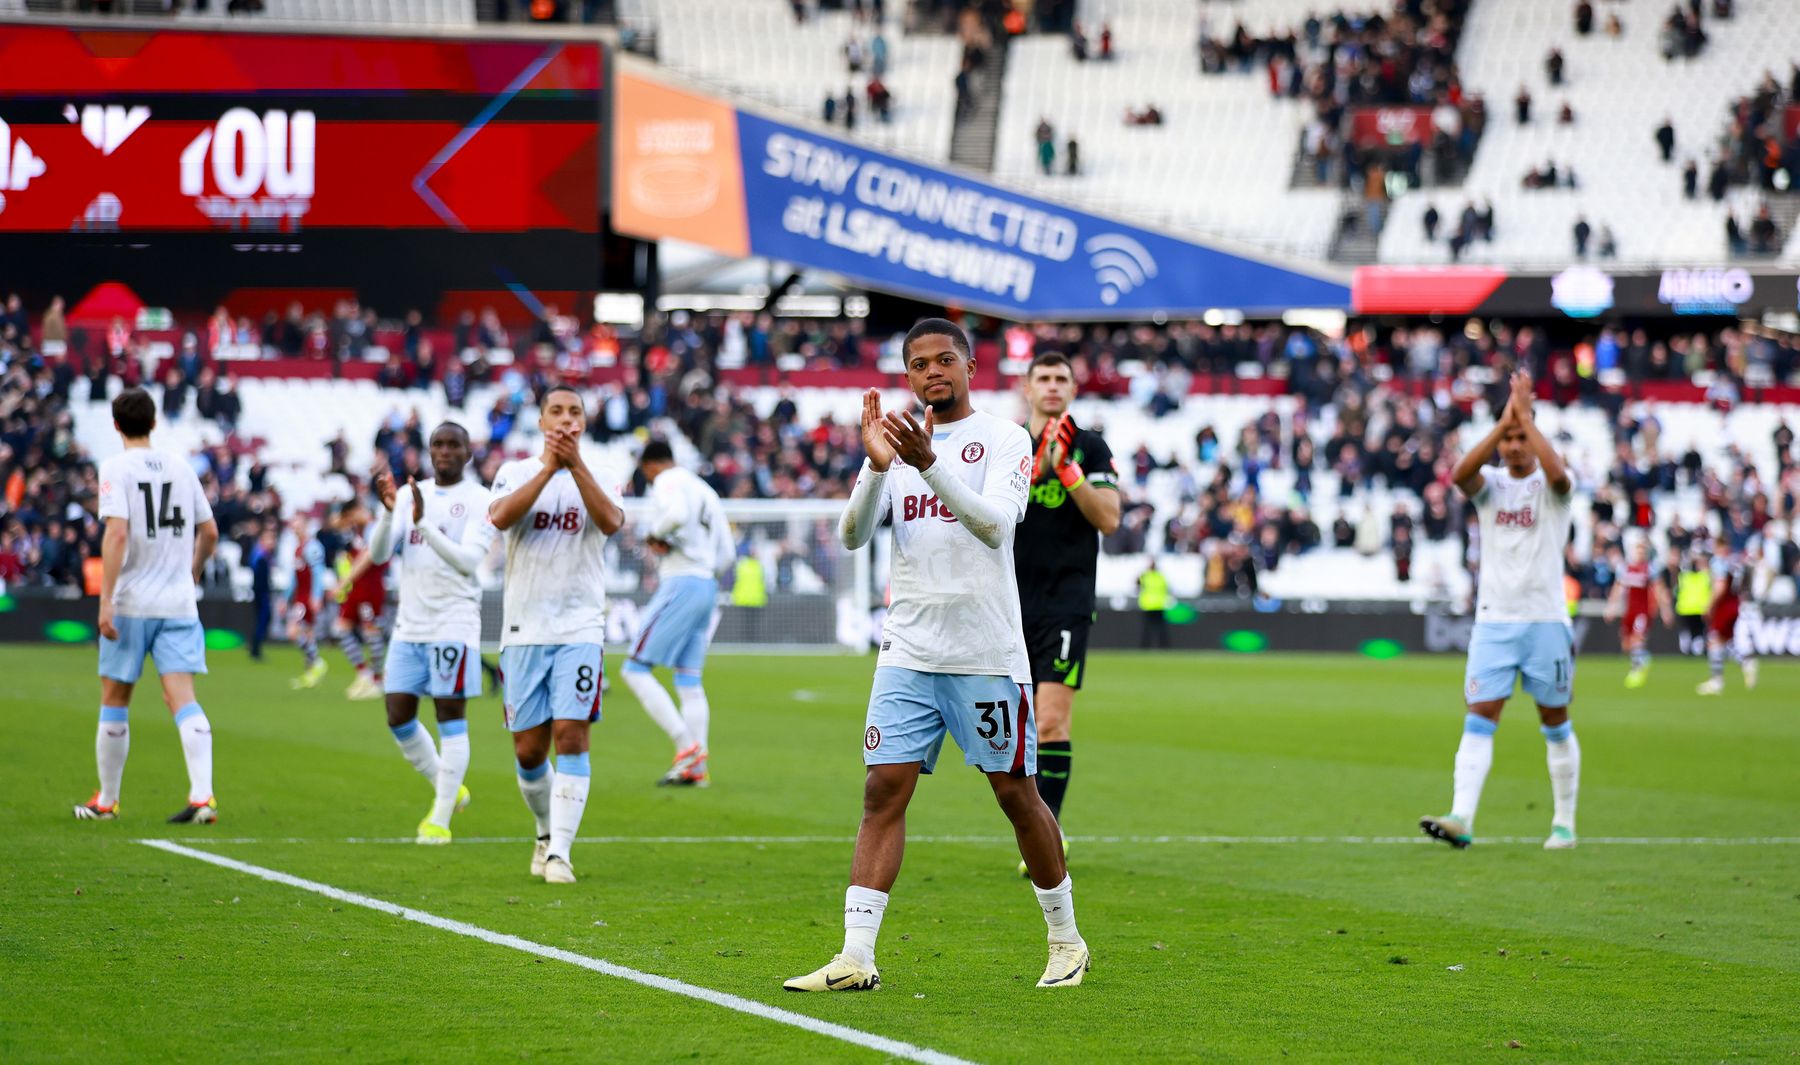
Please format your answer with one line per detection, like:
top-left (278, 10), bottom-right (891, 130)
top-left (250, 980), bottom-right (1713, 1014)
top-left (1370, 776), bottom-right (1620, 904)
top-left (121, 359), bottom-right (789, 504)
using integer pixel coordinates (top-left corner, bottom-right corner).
top-left (676, 677), bottom-right (710, 752)
top-left (842, 885), bottom-right (889, 968)
top-left (96, 706), bottom-right (130, 806)
top-left (174, 703), bottom-right (214, 803)
top-left (517, 762), bottom-right (554, 837)
top-left (624, 664), bottom-right (693, 750)
top-left (1450, 714), bottom-right (1496, 826)
top-left (1033, 875), bottom-right (1082, 944)
top-left (390, 718), bottom-right (440, 783)
top-left (1544, 725), bottom-right (1580, 831)
top-left (548, 752), bottom-right (591, 860)
top-left (429, 721), bottom-right (471, 829)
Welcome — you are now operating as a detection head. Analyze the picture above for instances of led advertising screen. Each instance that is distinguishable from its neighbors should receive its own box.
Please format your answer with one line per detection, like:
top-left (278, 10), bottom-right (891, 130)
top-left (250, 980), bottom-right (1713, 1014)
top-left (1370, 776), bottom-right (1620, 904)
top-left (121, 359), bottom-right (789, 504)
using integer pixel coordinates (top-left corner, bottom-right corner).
top-left (0, 24), bottom-right (604, 307)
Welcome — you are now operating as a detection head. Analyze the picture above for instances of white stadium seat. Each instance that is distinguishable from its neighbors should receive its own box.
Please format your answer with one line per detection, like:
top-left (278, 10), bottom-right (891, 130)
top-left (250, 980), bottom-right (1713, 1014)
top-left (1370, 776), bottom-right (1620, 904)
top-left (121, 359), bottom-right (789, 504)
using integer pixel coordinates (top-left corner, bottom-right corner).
top-left (1380, 0), bottom-right (1800, 266)
top-left (624, 0), bottom-right (960, 162)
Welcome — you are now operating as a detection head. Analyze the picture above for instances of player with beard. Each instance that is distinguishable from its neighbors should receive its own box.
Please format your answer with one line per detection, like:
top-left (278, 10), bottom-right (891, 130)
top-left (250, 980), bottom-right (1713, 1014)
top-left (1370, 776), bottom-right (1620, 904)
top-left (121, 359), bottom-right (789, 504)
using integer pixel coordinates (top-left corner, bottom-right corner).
top-left (784, 319), bottom-right (1090, 993)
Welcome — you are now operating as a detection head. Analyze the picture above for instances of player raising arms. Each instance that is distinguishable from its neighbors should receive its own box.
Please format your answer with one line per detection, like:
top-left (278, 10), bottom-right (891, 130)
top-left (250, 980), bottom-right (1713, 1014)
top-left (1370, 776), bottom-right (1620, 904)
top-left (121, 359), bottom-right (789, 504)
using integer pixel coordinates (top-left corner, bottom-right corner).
top-left (488, 386), bottom-right (624, 884)
top-left (620, 438), bottom-right (734, 787)
top-left (1696, 544), bottom-right (1758, 695)
top-left (1604, 538), bottom-right (1673, 688)
top-left (75, 388), bottom-right (221, 824)
top-left (1422, 370), bottom-right (1582, 851)
top-left (1012, 351), bottom-right (1121, 871)
top-left (368, 423), bottom-right (495, 844)
top-left (785, 319), bottom-right (1089, 994)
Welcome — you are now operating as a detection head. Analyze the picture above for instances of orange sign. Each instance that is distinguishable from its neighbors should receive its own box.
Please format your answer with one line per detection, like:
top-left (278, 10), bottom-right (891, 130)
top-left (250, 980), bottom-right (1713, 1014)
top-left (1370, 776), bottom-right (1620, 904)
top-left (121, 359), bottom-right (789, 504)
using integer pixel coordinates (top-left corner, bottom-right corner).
top-left (612, 69), bottom-right (748, 256)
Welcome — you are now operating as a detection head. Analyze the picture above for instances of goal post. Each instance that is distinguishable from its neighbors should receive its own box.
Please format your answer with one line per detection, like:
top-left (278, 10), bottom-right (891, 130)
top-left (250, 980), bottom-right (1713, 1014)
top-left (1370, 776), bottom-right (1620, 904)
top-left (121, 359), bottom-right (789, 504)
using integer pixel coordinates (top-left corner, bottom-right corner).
top-left (614, 497), bottom-right (872, 654)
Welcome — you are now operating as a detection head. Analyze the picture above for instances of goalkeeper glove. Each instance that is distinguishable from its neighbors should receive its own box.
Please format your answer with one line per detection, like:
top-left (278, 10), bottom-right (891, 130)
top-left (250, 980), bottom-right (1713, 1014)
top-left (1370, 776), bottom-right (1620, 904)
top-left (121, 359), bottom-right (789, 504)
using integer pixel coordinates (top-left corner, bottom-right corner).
top-left (1049, 414), bottom-right (1084, 490)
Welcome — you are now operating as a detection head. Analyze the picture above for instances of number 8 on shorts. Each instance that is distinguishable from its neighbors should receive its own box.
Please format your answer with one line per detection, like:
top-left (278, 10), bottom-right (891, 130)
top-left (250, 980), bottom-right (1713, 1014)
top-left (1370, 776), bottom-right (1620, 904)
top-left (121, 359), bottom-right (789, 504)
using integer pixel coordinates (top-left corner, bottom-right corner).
top-left (499, 643), bottom-right (604, 732)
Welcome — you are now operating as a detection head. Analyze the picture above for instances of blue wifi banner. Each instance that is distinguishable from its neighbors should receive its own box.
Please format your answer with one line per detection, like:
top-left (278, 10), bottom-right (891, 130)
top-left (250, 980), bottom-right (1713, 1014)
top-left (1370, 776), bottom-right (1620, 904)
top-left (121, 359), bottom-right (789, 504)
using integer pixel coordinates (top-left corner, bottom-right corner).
top-left (732, 111), bottom-right (1348, 318)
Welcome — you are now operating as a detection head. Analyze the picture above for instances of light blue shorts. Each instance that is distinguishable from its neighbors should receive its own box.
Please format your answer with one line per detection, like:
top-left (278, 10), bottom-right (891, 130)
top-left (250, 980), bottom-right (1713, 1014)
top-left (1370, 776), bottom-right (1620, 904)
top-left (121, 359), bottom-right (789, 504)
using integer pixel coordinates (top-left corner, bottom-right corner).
top-left (499, 643), bottom-right (603, 733)
top-left (863, 666), bottom-right (1036, 776)
top-left (1465, 621), bottom-right (1575, 707)
top-left (98, 616), bottom-right (207, 683)
top-left (385, 640), bottom-right (483, 700)
top-left (630, 575), bottom-right (719, 673)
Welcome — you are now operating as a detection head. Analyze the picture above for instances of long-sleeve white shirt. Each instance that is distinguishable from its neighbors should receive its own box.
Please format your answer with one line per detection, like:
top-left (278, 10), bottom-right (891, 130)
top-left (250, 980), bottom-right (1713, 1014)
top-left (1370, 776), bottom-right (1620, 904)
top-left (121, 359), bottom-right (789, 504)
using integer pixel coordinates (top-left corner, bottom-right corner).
top-left (840, 410), bottom-right (1034, 681)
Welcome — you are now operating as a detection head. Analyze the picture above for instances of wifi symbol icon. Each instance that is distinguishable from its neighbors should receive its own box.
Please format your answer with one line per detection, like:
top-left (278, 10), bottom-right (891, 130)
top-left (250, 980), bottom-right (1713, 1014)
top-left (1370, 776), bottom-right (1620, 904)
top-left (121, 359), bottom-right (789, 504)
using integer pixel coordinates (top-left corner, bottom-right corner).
top-left (1085, 234), bottom-right (1159, 306)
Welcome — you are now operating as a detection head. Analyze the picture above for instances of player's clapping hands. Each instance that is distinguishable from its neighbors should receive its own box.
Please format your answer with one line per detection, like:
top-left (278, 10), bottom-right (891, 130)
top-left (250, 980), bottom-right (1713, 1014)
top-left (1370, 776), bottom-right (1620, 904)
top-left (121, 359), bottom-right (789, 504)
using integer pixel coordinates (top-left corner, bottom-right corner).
top-left (405, 477), bottom-right (425, 523)
top-left (545, 429), bottom-right (582, 470)
top-left (882, 406), bottom-right (937, 472)
top-left (1508, 370), bottom-right (1535, 422)
top-left (373, 462), bottom-right (397, 511)
top-left (1037, 413), bottom-right (1079, 482)
top-left (860, 389), bottom-right (897, 472)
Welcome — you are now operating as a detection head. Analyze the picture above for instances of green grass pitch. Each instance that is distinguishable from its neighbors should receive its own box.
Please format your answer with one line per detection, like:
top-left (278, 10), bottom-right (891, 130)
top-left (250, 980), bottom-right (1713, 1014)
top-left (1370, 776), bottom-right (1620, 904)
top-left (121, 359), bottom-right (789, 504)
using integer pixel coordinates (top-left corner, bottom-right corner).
top-left (2, 644), bottom-right (1797, 1062)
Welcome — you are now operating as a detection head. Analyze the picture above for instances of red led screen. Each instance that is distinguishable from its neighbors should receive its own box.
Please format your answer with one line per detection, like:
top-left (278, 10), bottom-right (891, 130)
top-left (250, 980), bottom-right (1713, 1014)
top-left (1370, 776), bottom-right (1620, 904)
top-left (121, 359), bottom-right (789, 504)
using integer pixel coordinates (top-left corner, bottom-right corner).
top-left (0, 25), bottom-right (601, 234)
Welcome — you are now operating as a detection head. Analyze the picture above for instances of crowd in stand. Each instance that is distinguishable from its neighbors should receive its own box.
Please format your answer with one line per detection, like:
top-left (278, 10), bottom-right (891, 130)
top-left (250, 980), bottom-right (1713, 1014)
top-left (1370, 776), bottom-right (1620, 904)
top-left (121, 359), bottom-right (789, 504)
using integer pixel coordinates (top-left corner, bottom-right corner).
top-left (0, 351), bottom-right (97, 590)
top-left (5, 291), bottom-right (1800, 605)
top-left (1201, 1), bottom-right (1480, 193)
top-left (58, 0), bottom-right (266, 15)
top-left (477, 314), bottom-right (1800, 601)
top-left (0, 337), bottom-right (286, 595)
top-left (820, 20), bottom-right (896, 130)
top-left (1659, 0), bottom-right (1723, 62)
top-left (1418, 199), bottom-right (1496, 261)
top-left (1698, 63), bottom-right (1800, 256)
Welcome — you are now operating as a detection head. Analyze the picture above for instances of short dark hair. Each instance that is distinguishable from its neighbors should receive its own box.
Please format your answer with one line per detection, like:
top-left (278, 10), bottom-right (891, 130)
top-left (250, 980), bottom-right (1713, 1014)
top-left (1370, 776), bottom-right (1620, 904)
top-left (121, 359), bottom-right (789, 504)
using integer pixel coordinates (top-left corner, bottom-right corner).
top-left (112, 387), bottom-right (156, 438)
top-left (902, 317), bottom-right (970, 361)
top-left (640, 438), bottom-right (675, 465)
top-left (542, 384), bottom-right (583, 406)
top-left (431, 421), bottom-right (470, 444)
top-left (1027, 351), bottom-right (1072, 378)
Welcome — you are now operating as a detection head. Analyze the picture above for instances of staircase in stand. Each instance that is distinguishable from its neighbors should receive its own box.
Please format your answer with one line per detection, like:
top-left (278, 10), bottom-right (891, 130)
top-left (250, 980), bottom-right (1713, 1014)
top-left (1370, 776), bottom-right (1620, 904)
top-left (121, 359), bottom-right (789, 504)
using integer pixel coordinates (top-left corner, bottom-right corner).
top-left (948, 34), bottom-right (1008, 172)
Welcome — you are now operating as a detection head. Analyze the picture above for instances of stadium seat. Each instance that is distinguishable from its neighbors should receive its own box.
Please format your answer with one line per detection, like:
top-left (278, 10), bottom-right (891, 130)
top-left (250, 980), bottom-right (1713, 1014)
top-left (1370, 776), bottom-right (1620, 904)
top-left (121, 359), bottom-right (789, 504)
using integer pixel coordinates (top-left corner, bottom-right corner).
top-left (60, 363), bottom-right (1799, 601)
top-left (995, 0), bottom-right (1342, 260)
top-left (170, 0), bottom-right (476, 27)
top-left (620, 0), bottom-right (961, 162)
top-left (1379, 0), bottom-right (1800, 265)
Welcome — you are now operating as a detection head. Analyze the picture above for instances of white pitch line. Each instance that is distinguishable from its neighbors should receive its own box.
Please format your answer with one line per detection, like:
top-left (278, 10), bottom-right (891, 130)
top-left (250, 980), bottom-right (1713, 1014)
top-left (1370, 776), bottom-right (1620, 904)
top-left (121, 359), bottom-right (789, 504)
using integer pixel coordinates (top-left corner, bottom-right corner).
top-left (137, 840), bottom-right (976, 1065)
top-left (157, 834), bottom-right (1800, 847)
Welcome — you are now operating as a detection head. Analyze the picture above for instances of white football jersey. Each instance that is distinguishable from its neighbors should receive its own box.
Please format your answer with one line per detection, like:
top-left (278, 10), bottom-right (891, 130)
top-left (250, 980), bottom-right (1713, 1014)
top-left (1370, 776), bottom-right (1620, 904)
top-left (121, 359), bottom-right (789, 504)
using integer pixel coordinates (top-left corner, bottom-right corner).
top-left (867, 410), bottom-right (1033, 682)
top-left (97, 447), bottom-right (214, 619)
top-left (1472, 465), bottom-right (1572, 624)
top-left (648, 465), bottom-right (731, 580)
top-left (489, 457), bottom-right (614, 648)
top-left (388, 478), bottom-right (495, 646)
